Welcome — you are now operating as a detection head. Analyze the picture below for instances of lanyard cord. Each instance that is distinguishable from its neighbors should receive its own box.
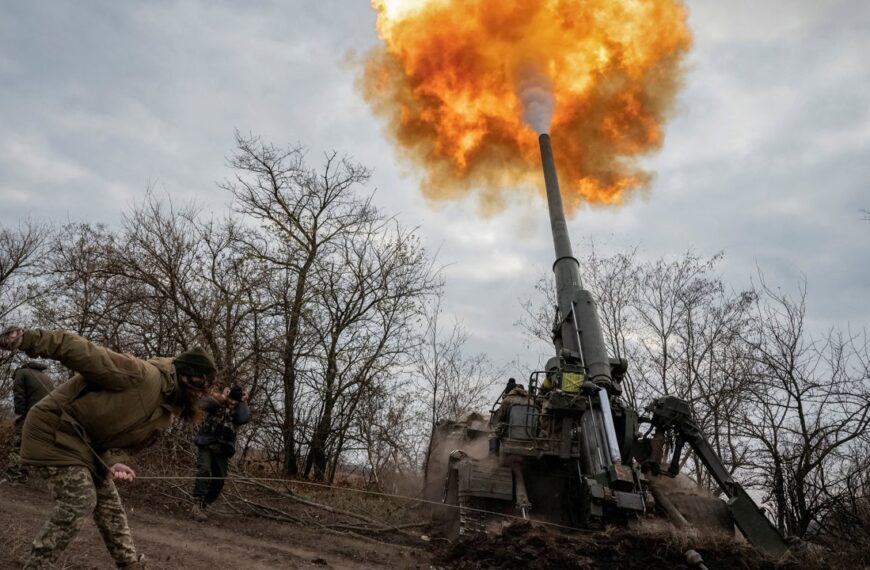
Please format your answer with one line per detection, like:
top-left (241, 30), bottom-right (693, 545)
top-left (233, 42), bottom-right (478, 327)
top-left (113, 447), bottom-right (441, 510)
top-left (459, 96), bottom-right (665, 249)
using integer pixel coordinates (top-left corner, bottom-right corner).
top-left (125, 472), bottom-right (598, 535)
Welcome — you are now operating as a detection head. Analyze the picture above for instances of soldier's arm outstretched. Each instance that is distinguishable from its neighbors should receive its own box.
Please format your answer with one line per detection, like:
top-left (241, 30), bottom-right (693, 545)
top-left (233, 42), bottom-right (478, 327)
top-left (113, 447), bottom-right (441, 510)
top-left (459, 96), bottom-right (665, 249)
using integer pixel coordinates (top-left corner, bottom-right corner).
top-left (14, 329), bottom-right (150, 391)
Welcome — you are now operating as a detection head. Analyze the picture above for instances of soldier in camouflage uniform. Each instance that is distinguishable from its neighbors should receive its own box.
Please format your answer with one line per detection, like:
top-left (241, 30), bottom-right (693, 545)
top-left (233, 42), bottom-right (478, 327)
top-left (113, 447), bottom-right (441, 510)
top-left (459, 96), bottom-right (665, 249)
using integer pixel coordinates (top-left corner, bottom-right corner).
top-left (8, 360), bottom-right (54, 480)
top-left (493, 384), bottom-right (529, 426)
top-left (190, 385), bottom-right (250, 521)
top-left (0, 326), bottom-right (217, 570)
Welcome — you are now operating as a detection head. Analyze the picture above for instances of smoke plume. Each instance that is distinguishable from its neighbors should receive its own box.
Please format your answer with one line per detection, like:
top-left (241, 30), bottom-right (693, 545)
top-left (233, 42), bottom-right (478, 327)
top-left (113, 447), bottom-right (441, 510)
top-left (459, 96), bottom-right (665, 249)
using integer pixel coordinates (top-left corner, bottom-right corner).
top-left (517, 68), bottom-right (554, 135)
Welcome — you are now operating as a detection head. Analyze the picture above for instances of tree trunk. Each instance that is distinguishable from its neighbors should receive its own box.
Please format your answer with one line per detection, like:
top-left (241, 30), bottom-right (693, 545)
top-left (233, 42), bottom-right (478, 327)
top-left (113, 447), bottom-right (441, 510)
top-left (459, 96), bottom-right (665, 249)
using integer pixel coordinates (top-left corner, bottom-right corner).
top-left (282, 366), bottom-right (298, 476)
top-left (305, 396), bottom-right (334, 481)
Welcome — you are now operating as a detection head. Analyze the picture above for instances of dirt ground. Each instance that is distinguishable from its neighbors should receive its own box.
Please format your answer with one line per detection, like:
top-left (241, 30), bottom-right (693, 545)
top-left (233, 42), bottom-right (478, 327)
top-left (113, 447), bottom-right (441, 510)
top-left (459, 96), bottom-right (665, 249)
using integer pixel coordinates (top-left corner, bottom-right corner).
top-left (0, 480), bottom-right (433, 570)
top-left (0, 475), bottom-right (820, 570)
top-left (0, 477), bottom-right (798, 570)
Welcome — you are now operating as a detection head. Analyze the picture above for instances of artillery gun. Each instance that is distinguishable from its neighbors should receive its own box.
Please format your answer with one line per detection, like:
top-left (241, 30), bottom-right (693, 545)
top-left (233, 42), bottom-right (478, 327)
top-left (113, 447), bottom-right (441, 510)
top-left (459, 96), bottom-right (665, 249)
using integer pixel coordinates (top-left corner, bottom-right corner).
top-left (426, 134), bottom-right (790, 557)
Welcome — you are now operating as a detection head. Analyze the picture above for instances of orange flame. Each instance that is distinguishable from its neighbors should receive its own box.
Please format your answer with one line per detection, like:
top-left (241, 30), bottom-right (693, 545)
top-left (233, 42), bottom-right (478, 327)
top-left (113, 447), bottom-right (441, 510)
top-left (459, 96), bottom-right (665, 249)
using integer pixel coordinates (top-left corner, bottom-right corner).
top-left (360, 0), bottom-right (692, 210)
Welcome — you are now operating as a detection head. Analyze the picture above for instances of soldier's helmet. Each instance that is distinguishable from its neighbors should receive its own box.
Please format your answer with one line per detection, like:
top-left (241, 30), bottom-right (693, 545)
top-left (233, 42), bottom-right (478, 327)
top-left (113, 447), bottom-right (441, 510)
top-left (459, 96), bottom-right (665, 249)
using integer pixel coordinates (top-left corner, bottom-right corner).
top-left (173, 347), bottom-right (217, 385)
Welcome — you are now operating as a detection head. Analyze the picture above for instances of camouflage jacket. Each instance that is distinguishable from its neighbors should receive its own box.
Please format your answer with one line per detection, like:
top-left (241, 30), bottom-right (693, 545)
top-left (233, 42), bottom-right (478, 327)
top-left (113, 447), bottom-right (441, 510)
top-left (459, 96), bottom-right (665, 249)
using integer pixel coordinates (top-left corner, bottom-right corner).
top-left (18, 330), bottom-right (183, 475)
top-left (493, 387), bottom-right (530, 425)
top-left (195, 395), bottom-right (251, 456)
top-left (12, 361), bottom-right (53, 417)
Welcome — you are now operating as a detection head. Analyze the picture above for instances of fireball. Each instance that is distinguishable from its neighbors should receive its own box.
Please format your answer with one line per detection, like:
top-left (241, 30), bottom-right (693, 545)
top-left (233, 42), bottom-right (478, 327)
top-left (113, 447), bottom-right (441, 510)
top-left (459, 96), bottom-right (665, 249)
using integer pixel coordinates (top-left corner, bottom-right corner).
top-left (360, 0), bottom-right (692, 210)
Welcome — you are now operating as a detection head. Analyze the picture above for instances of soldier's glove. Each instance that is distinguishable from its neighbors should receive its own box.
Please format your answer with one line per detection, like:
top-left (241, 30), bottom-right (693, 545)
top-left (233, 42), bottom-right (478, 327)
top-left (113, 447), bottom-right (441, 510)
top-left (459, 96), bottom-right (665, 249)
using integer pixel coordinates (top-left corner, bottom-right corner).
top-left (0, 326), bottom-right (24, 351)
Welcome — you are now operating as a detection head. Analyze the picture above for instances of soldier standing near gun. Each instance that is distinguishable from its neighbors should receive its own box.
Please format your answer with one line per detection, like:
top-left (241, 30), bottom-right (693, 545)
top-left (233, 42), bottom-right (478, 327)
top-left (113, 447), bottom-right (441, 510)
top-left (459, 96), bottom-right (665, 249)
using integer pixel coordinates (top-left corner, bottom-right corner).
top-left (7, 360), bottom-right (54, 481)
top-left (0, 326), bottom-right (217, 570)
top-left (190, 385), bottom-right (250, 521)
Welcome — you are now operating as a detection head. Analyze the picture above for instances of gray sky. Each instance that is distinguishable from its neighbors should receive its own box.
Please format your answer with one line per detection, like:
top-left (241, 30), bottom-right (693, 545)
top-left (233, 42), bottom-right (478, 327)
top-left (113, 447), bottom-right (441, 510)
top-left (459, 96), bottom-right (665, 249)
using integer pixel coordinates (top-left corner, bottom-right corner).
top-left (1, 1), bottom-right (868, 377)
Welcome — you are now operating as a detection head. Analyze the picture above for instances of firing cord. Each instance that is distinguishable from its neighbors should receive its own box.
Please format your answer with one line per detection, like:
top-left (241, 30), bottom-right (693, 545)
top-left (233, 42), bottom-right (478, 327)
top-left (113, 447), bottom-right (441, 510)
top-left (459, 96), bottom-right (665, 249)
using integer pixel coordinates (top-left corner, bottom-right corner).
top-left (123, 472), bottom-right (599, 535)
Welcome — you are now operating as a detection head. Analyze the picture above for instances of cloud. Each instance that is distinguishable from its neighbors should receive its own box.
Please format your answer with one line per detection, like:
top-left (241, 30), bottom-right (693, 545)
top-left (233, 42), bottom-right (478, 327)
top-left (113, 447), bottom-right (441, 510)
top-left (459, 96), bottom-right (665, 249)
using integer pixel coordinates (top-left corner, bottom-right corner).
top-left (1, 136), bottom-right (87, 183)
top-left (0, 0), bottom-right (867, 369)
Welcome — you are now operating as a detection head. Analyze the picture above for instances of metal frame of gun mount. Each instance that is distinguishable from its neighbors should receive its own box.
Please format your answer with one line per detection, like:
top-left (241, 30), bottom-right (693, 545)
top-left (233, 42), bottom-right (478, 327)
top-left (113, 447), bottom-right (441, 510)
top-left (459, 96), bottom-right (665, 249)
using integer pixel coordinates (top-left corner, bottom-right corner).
top-left (426, 133), bottom-right (790, 558)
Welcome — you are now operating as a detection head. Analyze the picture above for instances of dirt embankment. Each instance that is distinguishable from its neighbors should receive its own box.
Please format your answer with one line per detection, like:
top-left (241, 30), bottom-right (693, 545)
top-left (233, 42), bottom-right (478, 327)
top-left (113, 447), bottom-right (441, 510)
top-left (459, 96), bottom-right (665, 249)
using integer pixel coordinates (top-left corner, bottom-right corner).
top-left (433, 521), bottom-right (806, 570)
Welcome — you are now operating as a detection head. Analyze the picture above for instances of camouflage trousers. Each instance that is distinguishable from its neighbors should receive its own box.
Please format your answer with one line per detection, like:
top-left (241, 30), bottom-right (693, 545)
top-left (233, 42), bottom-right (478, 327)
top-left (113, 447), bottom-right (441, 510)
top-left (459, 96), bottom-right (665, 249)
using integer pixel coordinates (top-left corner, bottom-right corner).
top-left (5, 424), bottom-right (27, 479)
top-left (24, 466), bottom-right (145, 569)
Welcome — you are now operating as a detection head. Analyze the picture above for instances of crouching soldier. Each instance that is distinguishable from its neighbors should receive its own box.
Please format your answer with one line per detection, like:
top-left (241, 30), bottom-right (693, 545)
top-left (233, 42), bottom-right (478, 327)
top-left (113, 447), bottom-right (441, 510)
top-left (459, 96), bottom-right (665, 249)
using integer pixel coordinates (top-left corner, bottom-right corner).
top-left (190, 385), bottom-right (250, 521)
top-left (0, 326), bottom-right (216, 570)
top-left (493, 383), bottom-right (529, 426)
top-left (7, 360), bottom-right (54, 481)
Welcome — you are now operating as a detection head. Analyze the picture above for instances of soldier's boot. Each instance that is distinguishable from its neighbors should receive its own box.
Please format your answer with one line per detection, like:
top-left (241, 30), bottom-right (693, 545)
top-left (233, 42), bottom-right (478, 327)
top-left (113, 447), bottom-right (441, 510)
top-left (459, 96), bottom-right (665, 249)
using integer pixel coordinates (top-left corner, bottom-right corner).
top-left (190, 502), bottom-right (208, 522)
top-left (117, 554), bottom-right (148, 569)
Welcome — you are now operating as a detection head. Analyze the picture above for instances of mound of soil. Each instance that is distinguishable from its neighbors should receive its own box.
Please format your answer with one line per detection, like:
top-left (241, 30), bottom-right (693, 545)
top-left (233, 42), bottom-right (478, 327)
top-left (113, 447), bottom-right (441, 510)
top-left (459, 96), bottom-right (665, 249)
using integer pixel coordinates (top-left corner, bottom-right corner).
top-left (433, 522), bottom-right (794, 570)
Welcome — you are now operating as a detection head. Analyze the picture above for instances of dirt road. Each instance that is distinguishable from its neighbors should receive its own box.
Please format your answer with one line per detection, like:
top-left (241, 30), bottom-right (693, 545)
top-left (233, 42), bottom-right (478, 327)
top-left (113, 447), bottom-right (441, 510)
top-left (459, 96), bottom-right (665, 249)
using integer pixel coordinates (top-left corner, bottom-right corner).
top-left (0, 482), bottom-right (432, 570)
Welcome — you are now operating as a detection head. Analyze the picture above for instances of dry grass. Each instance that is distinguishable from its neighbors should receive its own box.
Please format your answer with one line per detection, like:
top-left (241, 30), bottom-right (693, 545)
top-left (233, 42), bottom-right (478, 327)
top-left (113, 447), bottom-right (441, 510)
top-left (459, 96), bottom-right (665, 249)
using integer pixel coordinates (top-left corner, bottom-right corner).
top-left (0, 521), bottom-right (31, 565)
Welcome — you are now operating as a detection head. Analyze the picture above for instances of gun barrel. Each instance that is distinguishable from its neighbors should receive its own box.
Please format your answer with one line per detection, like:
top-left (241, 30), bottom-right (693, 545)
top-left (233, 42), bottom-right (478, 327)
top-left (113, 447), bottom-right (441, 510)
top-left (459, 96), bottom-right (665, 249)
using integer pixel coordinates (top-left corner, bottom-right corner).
top-left (538, 134), bottom-right (582, 356)
top-left (537, 133), bottom-right (612, 387)
top-left (538, 134), bottom-right (580, 278)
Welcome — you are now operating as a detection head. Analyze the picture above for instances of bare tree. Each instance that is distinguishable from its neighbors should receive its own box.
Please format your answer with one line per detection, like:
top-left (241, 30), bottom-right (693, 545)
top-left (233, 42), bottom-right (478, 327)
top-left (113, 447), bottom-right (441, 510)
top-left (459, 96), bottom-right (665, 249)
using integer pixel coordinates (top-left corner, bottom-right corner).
top-left (222, 132), bottom-right (420, 477)
top-left (0, 220), bottom-right (48, 325)
top-left (0, 221), bottom-right (48, 401)
top-left (115, 195), bottom-right (212, 354)
top-left (33, 223), bottom-right (132, 346)
top-left (516, 270), bottom-right (556, 353)
top-left (813, 437), bottom-right (870, 564)
top-left (631, 252), bottom-right (722, 400)
top-left (353, 383), bottom-right (418, 490)
top-left (300, 218), bottom-right (440, 481)
top-left (740, 277), bottom-right (870, 536)
top-left (417, 292), bottom-right (501, 482)
top-left (33, 198), bottom-right (270, 378)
